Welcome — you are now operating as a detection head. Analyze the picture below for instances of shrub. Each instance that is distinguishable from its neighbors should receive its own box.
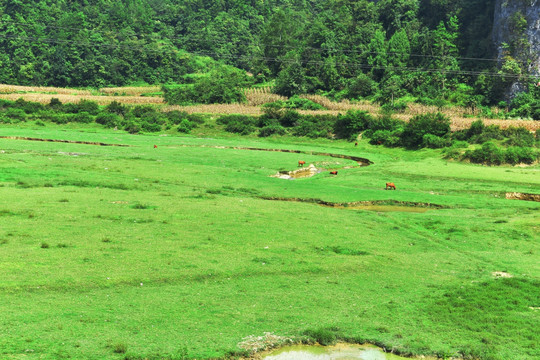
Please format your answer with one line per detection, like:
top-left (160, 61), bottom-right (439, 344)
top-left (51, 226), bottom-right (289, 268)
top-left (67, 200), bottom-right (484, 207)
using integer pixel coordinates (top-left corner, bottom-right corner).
top-left (141, 111), bottom-right (167, 125)
top-left (123, 121), bottom-right (141, 134)
top-left (95, 113), bottom-right (121, 128)
top-left (177, 119), bottom-right (193, 133)
top-left (48, 97), bottom-right (63, 110)
top-left (303, 328), bottom-right (337, 346)
top-left (217, 114), bottom-right (255, 126)
top-left (77, 100), bottom-right (99, 115)
top-left (292, 115), bottom-right (335, 139)
top-left (105, 100), bottom-right (127, 116)
top-left (131, 105), bottom-right (157, 118)
top-left (4, 108), bottom-right (27, 121)
top-left (72, 111), bottom-right (93, 123)
top-left (259, 124), bottom-right (286, 137)
top-left (333, 110), bottom-right (373, 140)
top-left (141, 122), bottom-right (162, 132)
top-left (381, 101), bottom-right (408, 113)
top-left (466, 119), bottom-right (485, 139)
top-left (225, 121), bottom-right (256, 135)
top-left (35, 120), bottom-right (46, 126)
top-left (464, 142), bottom-right (505, 165)
top-left (505, 147), bottom-right (538, 165)
top-left (286, 95), bottom-right (325, 110)
top-left (422, 134), bottom-right (451, 149)
top-left (401, 112), bottom-right (450, 148)
top-left (279, 110), bottom-right (301, 127)
top-left (187, 113), bottom-right (205, 124)
top-left (346, 73), bottom-right (377, 99)
top-left (14, 98), bottom-right (44, 113)
top-left (473, 125), bottom-right (504, 143)
top-left (503, 127), bottom-right (535, 147)
top-left (369, 129), bottom-right (403, 147)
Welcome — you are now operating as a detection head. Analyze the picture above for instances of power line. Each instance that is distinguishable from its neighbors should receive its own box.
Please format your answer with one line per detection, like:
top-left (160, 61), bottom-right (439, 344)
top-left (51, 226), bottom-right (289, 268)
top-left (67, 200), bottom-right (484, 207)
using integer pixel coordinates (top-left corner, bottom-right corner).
top-left (0, 20), bottom-right (509, 64)
top-left (0, 33), bottom-right (537, 81)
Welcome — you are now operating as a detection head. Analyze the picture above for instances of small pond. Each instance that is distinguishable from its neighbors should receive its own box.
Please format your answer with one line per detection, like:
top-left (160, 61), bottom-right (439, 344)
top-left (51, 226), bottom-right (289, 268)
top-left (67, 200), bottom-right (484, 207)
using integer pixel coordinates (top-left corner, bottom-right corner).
top-left (263, 344), bottom-right (411, 360)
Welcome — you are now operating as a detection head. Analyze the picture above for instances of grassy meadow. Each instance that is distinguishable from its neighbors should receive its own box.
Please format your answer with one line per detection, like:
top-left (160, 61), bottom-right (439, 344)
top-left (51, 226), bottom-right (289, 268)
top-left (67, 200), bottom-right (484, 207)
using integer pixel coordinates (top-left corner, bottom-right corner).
top-left (0, 124), bottom-right (539, 360)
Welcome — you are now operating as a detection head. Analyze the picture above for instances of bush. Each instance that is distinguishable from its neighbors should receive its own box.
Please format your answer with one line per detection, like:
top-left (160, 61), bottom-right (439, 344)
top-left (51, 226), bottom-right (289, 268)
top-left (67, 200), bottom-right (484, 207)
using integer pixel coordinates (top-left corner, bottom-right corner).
top-left (141, 112), bottom-right (167, 125)
top-left (177, 119), bottom-right (193, 133)
top-left (369, 129), bottom-right (403, 147)
top-left (279, 110), bottom-right (301, 127)
top-left (95, 113), bottom-right (121, 128)
top-left (422, 134), bottom-right (451, 148)
top-left (401, 112), bottom-right (450, 148)
top-left (473, 125), bottom-right (504, 143)
top-left (333, 110), bottom-right (373, 140)
top-left (216, 114), bottom-right (254, 126)
top-left (76, 100), bottom-right (100, 115)
top-left (123, 121), bottom-right (141, 134)
top-left (303, 328), bottom-right (337, 346)
top-left (13, 98), bottom-right (44, 113)
top-left (105, 101), bottom-right (127, 116)
top-left (381, 101), bottom-right (408, 114)
top-left (505, 147), bottom-right (538, 165)
top-left (4, 108), bottom-right (27, 121)
top-left (141, 122), bottom-right (162, 132)
top-left (48, 98), bottom-right (63, 110)
top-left (292, 115), bottom-right (335, 139)
top-left (464, 142), bottom-right (505, 165)
top-left (131, 105), bottom-right (157, 118)
top-left (285, 95), bottom-right (325, 110)
top-left (225, 120), bottom-right (256, 135)
top-left (503, 127), bottom-right (535, 147)
top-left (72, 111), bottom-right (93, 123)
top-left (259, 124), bottom-right (286, 137)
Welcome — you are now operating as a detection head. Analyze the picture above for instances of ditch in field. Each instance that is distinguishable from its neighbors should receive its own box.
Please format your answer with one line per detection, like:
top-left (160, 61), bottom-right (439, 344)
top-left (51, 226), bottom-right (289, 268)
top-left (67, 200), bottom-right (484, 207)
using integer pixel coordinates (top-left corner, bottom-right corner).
top-left (263, 344), bottom-right (413, 360)
top-left (260, 196), bottom-right (444, 212)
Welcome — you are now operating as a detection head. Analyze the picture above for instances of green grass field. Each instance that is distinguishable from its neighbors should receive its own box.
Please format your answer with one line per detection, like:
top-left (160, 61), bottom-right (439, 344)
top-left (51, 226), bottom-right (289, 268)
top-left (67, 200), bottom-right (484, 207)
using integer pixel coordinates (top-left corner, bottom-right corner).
top-left (0, 124), bottom-right (538, 360)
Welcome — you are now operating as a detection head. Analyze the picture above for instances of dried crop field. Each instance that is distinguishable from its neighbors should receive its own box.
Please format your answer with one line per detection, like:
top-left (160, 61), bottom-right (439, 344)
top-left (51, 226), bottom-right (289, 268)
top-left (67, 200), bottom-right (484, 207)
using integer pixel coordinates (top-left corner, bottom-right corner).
top-left (0, 84), bottom-right (91, 95)
top-left (99, 86), bottom-right (161, 96)
top-left (0, 93), bottom-right (164, 105)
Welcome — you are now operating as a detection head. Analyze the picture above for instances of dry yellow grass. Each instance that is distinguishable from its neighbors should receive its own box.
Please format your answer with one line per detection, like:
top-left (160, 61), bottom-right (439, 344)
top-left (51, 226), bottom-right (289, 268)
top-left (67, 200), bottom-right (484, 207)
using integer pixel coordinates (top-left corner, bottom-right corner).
top-left (99, 86), bottom-right (161, 96)
top-left (0, 93), bottom-right (164, 105)
top-left (244, 87), bottom-right (286, 106)
top-left (0, 84), bottom-right (91, 95)
top-left (163, 104), bottom-right (262, 115)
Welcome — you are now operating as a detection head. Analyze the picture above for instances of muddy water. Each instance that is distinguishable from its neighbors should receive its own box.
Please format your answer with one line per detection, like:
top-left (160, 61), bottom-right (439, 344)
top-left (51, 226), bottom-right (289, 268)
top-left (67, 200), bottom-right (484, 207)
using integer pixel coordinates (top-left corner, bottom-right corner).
top-left (263, 344), bottom-right (410, 360)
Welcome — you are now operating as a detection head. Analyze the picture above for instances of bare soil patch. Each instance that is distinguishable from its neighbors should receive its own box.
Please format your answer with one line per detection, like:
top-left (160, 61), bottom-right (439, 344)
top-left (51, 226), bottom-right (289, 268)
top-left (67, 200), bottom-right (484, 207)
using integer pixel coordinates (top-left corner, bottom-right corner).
top-left (505, 192), bottom-right (540, 202)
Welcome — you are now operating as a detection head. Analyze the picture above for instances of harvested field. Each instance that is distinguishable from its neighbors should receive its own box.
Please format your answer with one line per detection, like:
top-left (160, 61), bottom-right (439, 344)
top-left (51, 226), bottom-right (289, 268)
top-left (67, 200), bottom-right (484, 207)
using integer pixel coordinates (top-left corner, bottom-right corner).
top-left (0, 84), bottom-right (91, 95)
top-left (0, 93), bottom-right (164, 105)
top-left (99, 86), bottom-right (161, 96)
top-left (163, 103), bottom-right (263, 115)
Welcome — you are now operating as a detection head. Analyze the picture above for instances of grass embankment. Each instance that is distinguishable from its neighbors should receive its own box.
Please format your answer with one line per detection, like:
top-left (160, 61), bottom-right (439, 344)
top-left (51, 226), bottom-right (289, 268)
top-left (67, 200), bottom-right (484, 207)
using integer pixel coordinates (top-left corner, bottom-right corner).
top-left (0, 125), bottom-right (538, 360)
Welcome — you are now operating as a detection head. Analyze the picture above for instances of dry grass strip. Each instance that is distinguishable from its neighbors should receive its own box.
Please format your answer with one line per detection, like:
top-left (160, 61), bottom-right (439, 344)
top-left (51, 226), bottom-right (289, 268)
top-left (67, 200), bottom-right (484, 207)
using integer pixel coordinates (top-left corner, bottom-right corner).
top-left (99, 86), bottom-right (161, 96)
top-left (0, 84), bottom-right (91, 95)
top-left (0, 93), bottom-right (164, 105)
top-left (163, 104), bottom-right (263, 115)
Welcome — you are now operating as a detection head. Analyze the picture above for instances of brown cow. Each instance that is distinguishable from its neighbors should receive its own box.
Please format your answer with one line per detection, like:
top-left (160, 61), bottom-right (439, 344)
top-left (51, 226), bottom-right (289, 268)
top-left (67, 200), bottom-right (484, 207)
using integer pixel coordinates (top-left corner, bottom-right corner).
top-left (154, 145), bottom-right (158, 148)
top-left (330, 171), bottom-right (338, 175)
top-left (385, 182), bottom-right (396, 190)
top-left (298, 160), bottom-right (306, 167)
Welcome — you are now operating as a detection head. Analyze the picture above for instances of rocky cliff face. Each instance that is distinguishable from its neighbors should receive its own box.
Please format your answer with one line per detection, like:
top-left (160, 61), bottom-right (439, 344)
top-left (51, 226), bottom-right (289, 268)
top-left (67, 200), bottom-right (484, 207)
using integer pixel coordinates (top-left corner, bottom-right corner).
top-left (493, 0), bottom-right (540, 73)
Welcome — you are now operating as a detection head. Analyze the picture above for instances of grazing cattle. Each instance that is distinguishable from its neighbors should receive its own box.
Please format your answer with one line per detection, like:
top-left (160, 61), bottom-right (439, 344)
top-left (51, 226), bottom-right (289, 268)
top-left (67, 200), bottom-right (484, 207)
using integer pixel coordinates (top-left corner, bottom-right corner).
top-left (298, 160), bottom-right (306, 167)
top-left (385, 182), bottom-right (396, 190)
top-left (154, 145), bottom-right (158, 148)
top-left (330, 171), bottom-right (338, 175)
top-left (354, 142), bottom-right (358, 146)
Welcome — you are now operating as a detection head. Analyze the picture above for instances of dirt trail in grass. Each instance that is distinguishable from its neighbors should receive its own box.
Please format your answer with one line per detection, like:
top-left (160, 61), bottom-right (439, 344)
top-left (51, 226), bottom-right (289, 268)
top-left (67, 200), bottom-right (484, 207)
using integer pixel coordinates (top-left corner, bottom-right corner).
top-left (0, 136), bottom-right (130, 147)
top-left (259, 196), bottom-right (446, 211)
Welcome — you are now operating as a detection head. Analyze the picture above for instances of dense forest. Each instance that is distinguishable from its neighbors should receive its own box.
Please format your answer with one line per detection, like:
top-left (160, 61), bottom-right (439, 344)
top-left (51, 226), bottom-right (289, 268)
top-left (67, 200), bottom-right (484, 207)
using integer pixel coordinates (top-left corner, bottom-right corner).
top-left (0, 0), bottom-right (538, 105)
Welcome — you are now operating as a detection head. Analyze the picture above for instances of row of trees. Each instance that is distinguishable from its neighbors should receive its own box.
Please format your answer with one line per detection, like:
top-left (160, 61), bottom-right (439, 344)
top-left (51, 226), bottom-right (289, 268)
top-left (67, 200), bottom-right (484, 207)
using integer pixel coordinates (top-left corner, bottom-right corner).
top-left (0, 0), bottom-right (536, 105)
